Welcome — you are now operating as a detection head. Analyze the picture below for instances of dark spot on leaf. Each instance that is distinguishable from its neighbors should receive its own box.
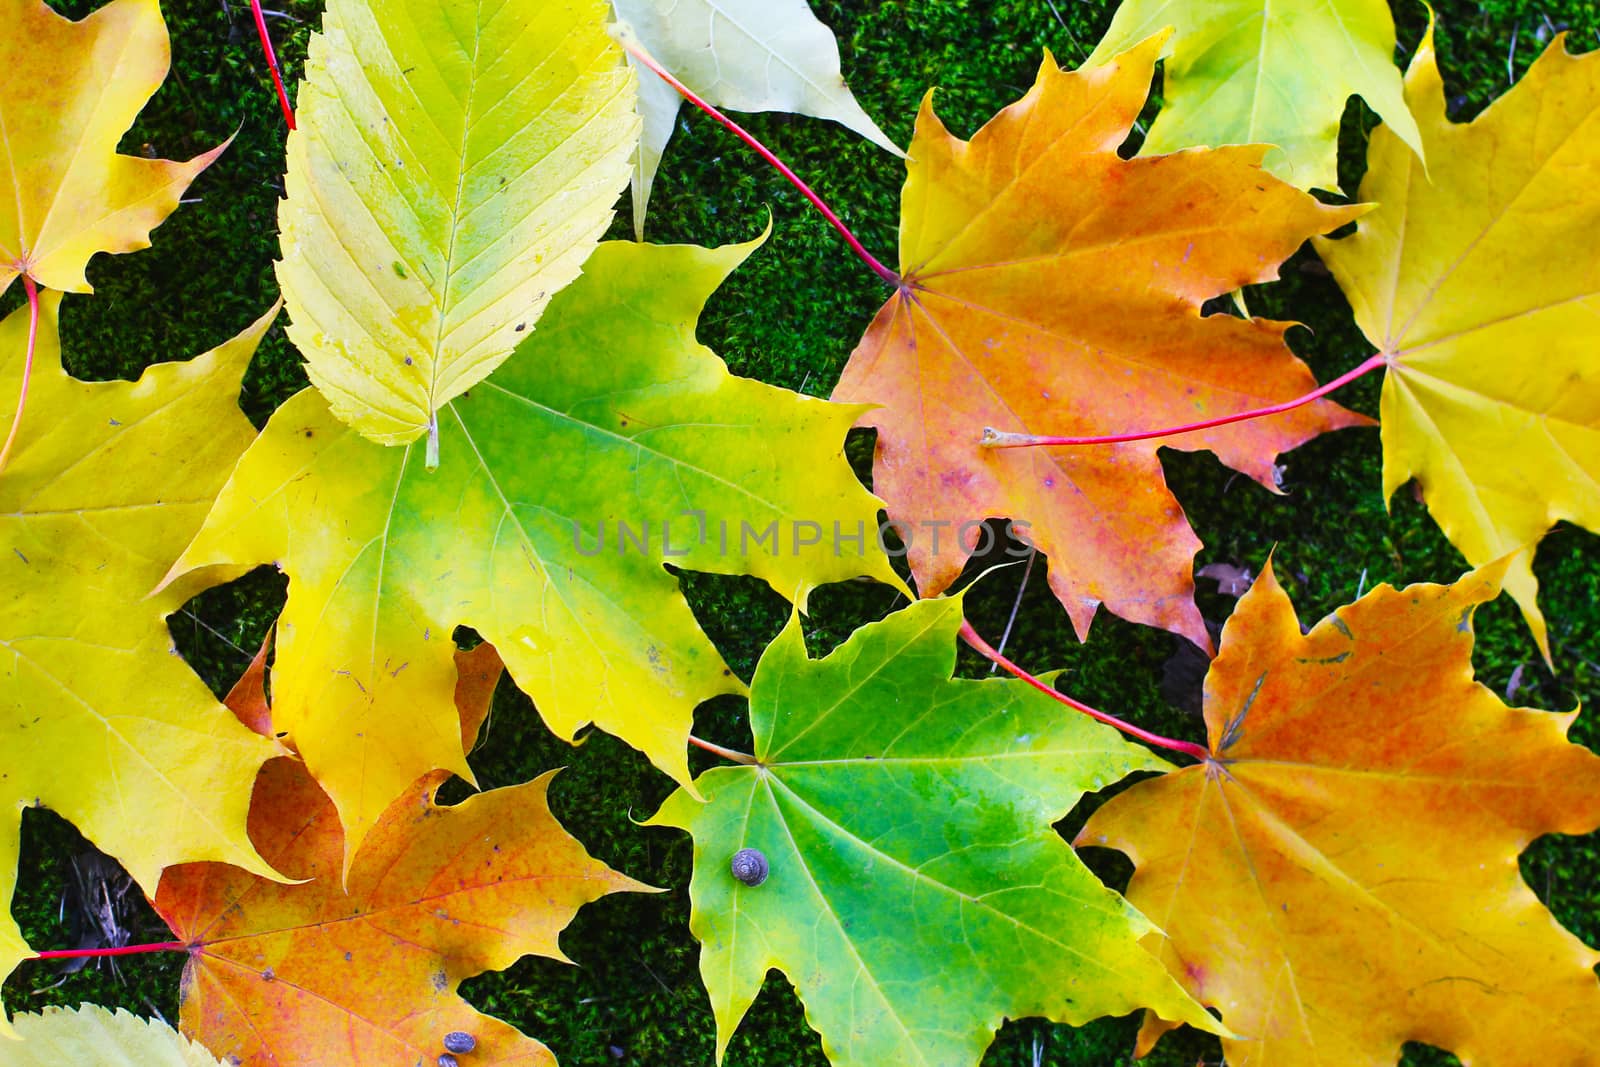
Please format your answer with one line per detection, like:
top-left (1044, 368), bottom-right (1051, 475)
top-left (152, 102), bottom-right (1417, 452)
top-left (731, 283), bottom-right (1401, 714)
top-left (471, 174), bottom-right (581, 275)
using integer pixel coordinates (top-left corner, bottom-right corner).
top-left (514, 322), bottom-right (526, 331)
top-left (261, 967), bottom-right (275, 982)
top-left (432, 969), bottom-right (449, 992)
top-left (1221, 671), bottom-right (1267, 751)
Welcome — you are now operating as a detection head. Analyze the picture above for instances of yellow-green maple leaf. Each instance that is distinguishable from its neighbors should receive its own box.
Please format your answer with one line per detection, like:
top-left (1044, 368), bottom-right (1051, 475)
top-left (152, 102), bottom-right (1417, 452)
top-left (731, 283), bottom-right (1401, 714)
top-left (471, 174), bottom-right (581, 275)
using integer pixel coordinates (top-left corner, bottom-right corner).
top-left (279, 0), bottom-right (639, 446)
top-left (1088, 0), bottom-right (1424, 190)
top-left (1315, 27), bottom-right (1600, 657)
top-left (0, 296), bottom-right (282, 1035)
top-left (0, 0), bottom-right (222, 295)
top-left (169, 239), bottom-right (902, 869)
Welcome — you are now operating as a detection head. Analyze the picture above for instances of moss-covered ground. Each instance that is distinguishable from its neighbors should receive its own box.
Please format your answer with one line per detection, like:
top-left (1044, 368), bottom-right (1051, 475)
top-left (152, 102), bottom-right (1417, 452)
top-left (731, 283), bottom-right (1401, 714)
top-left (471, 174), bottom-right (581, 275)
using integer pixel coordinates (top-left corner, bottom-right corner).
top-left (5, 0), bottom-right (1600, 1064)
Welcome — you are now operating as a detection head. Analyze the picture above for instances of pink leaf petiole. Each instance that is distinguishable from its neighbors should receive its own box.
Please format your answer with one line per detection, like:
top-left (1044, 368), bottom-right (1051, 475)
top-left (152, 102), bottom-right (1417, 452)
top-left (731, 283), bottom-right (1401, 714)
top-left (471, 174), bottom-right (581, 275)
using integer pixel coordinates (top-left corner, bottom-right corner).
top-left (617, 35), bottom-right (900, 288)
top-left (688, 734), bottom-right (759, 766)
top-left (29, 940), bottom-right (191, 961)
top-left (250, 0), bottom-right (296, 130)
top-left (959, 618), bottom-right (1211, 763)
top-left (0, 275), bottom-right (41, 477)
top-left (980, 352), bottom-right (1388, 448)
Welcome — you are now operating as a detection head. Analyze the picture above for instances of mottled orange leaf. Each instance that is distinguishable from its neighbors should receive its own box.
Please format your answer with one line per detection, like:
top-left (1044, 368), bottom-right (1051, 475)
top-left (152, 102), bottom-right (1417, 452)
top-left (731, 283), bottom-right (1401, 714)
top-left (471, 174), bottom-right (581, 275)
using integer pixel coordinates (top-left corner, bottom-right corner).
top-left (155, 643), bottom-right (648, 1066)
top-left (1078, 561), bottom-right (1600, 1065)
top-left (0, 0), bottom-right (223, 295)
top-left (831, 40), bottom-right (1367, 648)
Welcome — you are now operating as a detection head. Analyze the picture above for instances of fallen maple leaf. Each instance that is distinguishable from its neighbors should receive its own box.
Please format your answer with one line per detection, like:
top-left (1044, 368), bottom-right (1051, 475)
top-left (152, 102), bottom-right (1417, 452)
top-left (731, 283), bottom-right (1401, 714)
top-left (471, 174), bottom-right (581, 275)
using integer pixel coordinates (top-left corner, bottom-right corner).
top-left (1087, 0), bottom-right (1425, 190)
top-left (1315, 26), bottom-right (1600, 660)
top-left (0, 0), bottom-right (223, 296)
top-left (0, 295), bottom-right (282, 1034)
top-left (156, 643), bottom-right (648, 1066)
top-left (1196, 561), bottom-right (1252, 597)
top-left (831, 40), bottom-right (1367, 650)
top-left (650, 596), bottom-right (1223, 1067)
top-left (279, 0), bottom-right (639, 446)
top-left (167, 238), bottom-right (902, 868)
top-left (613, 0), bottom-right (900, 236)
top-left (1078, 560), bottom-right (1600, 1065)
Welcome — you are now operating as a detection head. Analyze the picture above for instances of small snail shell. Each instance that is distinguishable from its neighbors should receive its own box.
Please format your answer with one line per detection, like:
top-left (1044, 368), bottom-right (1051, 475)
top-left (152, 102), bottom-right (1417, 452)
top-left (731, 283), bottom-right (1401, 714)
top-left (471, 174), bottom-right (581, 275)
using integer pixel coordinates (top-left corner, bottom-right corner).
top-left (443, 1032), bottom-right (476, 1055)
top-left (438, 1056), bottom-right (459, 1067)
top-left (730, 847), bottom-right (769, 887)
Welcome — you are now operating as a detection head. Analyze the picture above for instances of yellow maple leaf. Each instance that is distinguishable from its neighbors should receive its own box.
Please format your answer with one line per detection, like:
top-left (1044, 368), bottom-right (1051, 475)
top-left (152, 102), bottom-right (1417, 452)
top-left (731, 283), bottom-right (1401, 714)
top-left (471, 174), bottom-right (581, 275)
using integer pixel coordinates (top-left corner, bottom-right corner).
top-left (1316, 26), bottom-right (1600, 658)
top-left (0, 0), bottom-right (222, 296)
top-left (0, 296), bottom-right (282, 1035)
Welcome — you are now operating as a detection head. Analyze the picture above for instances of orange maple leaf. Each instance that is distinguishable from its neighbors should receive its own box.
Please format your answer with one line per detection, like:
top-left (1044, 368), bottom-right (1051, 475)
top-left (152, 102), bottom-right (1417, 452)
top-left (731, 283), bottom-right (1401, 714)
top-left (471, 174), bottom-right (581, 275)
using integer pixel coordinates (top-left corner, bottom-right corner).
top-left (155, 644), bottom-right (653, 1065)
top-left (1077, 561), bottom-right (1600, 1065)
top-left (832, 39), bottom-right (1368, 648)
top-left (0, 0), bottom-right (223, 295)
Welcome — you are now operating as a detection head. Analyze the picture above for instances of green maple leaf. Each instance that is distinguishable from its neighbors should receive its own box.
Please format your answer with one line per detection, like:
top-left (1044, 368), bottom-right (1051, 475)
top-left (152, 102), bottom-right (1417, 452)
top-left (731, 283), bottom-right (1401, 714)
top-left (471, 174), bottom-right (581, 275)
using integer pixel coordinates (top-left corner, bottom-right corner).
top-left (169, 238), bottom-right (902, 866)
top-left (649, 596), bottom-right (1223, 1067)
top-left (1088, 1), bottom-right (1425, 190)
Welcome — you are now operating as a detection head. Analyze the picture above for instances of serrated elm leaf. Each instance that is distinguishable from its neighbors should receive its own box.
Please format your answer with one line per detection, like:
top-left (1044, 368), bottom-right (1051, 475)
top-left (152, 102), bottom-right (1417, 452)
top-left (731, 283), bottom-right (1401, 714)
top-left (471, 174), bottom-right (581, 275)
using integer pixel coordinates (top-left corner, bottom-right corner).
top-left (9, 1006), bottom-right (224, 1066)
top-left (278, 0), bottom-right (639, 445)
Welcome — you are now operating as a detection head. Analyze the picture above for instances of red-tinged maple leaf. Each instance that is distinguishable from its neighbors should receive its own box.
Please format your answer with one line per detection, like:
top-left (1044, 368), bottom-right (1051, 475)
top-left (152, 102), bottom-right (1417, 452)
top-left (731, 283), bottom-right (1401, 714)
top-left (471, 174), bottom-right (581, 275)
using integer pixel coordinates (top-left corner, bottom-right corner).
top-left (832, 38), bottom-right (1368, 649)
top-left (155, 643), bottom-right (652, 1065)
top-left (1077, 561), bottom-right (1600, 1065)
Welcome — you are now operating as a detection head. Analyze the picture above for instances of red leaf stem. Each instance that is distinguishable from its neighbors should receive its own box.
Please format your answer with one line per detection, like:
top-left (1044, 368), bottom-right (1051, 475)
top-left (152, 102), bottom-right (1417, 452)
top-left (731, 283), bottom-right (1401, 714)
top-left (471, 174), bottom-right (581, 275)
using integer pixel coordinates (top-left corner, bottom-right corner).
top-left (618, 37), bottom-right (899, 287)
top-left (959, 619), bottom-right (1211, 763)
top-left (0, 274), bottom-right (41, 477)
top-left (30, 940), bottom-right (191, 960)
top-left (688, 734), bottom-right (759, 766)
top-left (980, 352), bottom-right (1388, 448)
top-left (250, 0), bottom-right (295, 131)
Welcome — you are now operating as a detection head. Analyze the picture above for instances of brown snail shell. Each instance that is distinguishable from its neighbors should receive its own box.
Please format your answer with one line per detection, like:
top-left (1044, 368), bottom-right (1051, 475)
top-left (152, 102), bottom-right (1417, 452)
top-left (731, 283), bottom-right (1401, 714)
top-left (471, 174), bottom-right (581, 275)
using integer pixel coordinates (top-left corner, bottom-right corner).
top-left (730, 847), bottom-right (769, 887)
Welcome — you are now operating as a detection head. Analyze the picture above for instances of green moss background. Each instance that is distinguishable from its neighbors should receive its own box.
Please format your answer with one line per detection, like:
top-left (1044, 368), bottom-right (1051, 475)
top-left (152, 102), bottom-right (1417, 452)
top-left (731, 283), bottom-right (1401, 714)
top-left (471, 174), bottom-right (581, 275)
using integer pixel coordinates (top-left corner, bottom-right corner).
top-left (5, 1), bottom-right (1600, 1064)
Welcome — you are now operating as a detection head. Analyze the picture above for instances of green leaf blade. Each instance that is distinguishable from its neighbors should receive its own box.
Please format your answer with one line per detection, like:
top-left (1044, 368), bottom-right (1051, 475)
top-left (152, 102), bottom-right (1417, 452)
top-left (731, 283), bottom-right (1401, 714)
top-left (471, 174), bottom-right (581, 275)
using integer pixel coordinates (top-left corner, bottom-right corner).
top-left (174, 239), bottom-right (901, 863)
top-left (1089, 0), bottom-right (1424, 190)
top-left (279, 0), bottom-right (640, 445)
top-left (653, 598), bottom-right (1222, 1067)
